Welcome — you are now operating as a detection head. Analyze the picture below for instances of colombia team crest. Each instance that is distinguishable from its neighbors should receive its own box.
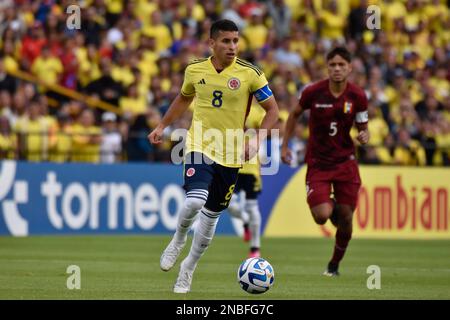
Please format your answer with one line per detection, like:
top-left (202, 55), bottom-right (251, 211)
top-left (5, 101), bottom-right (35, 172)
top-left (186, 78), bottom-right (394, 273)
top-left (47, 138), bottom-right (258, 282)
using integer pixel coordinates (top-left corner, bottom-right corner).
top-left (186, 168), bottom-right (196, 177)
top-left (227, 77), bottom-right (241, 90)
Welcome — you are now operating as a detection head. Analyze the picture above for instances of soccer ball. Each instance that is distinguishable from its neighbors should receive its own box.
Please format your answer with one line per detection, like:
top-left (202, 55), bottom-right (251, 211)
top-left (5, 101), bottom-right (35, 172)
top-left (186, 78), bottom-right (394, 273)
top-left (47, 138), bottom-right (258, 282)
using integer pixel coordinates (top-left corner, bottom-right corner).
top-left (237, 257), bottom-right (274, 294)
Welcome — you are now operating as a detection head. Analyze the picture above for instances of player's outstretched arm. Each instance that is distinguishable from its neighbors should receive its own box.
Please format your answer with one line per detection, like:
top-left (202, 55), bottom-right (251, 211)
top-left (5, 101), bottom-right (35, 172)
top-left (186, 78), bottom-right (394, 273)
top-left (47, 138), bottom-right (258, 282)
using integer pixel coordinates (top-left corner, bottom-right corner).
top-left (243, 96), bottom-right (279, 161)
top-left (281, 103), bottom-right (303, 164)
top-left (148, 93), bottom-right (194, 145)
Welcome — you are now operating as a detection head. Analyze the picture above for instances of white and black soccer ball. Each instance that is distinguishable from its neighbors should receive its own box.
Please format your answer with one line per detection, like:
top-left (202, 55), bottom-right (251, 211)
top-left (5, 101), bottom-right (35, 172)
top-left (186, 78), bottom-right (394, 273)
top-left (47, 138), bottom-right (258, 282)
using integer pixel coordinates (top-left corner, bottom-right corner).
top-left (237, 257), bottom-right (274, 294)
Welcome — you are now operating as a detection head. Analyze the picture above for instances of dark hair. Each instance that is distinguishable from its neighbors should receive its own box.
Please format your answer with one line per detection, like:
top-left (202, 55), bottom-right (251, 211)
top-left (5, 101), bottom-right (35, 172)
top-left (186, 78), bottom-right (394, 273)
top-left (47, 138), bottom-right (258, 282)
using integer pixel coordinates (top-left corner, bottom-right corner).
top-left (210, 19), bottom-right (239, 39)
top-left (326, 47), bottom-right (352, 63)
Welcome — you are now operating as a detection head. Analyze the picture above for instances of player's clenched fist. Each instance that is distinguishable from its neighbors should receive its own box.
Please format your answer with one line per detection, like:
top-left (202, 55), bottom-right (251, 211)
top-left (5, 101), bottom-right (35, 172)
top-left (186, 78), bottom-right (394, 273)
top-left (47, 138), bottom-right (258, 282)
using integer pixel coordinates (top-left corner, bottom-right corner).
top-left (243, 137), bottom-right (259, 162)
top-left (356, 129), bottom-right (370, 145)
top-left (281, 147), bottom-right (292, 165)
top-left (148, 126), bottom-right (164, 144)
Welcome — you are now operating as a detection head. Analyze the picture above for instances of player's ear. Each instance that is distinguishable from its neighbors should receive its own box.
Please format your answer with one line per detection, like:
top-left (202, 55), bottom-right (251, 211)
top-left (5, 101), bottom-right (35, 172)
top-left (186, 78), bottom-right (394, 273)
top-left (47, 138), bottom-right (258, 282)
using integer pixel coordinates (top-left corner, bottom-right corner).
top-left (208, 37), bottom-right (215, 49)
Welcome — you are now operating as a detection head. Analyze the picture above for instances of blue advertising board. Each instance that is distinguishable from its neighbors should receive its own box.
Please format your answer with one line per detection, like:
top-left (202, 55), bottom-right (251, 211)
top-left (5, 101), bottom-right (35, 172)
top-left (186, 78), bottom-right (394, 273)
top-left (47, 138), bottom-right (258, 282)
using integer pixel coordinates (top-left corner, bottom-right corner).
top-left (2, 161), bottom-right (286, 236)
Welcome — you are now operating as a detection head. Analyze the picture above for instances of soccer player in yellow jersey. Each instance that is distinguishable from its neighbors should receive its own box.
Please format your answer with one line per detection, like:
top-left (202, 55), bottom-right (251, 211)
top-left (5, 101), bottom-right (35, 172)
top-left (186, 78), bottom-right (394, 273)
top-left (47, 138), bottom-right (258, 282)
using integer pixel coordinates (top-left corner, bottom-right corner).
top-left (148, 20), bottom-right (279, 294)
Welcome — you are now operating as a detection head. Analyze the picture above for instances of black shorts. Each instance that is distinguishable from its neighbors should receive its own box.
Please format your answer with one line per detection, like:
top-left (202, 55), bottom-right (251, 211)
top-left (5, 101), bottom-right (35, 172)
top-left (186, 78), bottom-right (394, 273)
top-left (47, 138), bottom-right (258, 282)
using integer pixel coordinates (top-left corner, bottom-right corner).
top-left (234, 173), bottom-right (261, 200)
top-left (183, 152), bottom-right (239, 212)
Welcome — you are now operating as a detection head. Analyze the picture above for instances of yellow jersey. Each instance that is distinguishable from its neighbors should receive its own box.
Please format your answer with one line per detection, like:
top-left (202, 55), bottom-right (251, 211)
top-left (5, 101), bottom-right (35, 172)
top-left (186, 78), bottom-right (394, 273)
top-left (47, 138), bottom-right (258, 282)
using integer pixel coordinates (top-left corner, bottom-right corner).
top-left (181, 56), bottom-right (272, 168)
top-left (240, 156), bottom-right (261, 192)
top-left (70, 124), bottom-right (102, 163)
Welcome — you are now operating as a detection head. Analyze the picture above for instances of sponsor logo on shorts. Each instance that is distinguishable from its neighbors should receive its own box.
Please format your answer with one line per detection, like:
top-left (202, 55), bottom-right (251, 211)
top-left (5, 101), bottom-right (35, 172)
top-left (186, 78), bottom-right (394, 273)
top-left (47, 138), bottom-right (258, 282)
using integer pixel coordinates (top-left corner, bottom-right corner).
top-left (186, 168), bottom-right (196, 177)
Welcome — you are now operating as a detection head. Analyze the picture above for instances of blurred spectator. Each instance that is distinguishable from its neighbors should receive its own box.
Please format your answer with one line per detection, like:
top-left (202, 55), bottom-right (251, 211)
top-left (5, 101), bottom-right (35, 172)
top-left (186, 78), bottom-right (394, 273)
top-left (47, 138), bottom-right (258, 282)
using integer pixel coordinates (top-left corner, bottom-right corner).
top-left (14, 98), bottom-right (49, 161)
top-left (0, 58), bottom-right (16, 95)
top-left (267, 0), bottom-right (292, 40)
top-left (31, 45), bottom-right (63, 90)
top-left (288, 122), bottom-right (307, 167)
top-left (273, 37), bottom-right (302, 67)
top-left (375, 132), bottom-right (396, 164)
top-left (126, 113), bottom-right (152, 162)
top-left (49, 110), bottom-right (72, 163)
top-left (82, 6), bottom-right (105, 47)
top-left (20, 21), bottom-right (47, 70)
top-left (100, 111), bottom-right (122, 163)
top-left (85, 58), bottom-right (124, 106)
top-left (393, 128), bottom-right (426, 166)
top-left (119, 82), bottom-right (147, 117)
top-left (222, 0), bottom-right (247, 30)
top-left (70, 109), bottom-right (102, 163)
top-left (59, 37), bottom-right (78, 90)
top-left (347, 0), bottom-right (368, 41)
top-left (142, 11), bottom-right (172, 54)
top-left (0, 115), bottom-right (15, 159)
top-left (242, 8), bottom-right (268, 51)
top-left (318, 0), bottom-right (346, 48)
top-left (0, 0), bottom-right (447, 166)
top-left (77, 44), bottom-right (102, 88)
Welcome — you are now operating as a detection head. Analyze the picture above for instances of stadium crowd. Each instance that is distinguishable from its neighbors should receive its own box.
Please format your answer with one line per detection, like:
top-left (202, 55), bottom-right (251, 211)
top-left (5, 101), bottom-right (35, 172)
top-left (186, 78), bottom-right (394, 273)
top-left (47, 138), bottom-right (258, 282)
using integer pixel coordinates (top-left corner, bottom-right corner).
top-left (0, 0), bottom-right (448, 166)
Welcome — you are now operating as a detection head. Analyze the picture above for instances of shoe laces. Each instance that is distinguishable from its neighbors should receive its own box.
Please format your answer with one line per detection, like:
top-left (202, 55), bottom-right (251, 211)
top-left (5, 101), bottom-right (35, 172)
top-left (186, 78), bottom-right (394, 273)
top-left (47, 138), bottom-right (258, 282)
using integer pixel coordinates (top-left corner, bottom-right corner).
top-left (178, 269), bottom-right (193, 288)
top-left (165, 242), bottom-right (183, 257)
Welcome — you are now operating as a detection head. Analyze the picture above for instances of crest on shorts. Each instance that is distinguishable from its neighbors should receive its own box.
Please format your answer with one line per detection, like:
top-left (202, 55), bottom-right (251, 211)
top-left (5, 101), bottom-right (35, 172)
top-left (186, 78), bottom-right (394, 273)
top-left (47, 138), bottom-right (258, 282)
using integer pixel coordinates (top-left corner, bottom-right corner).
top-left (186, 168), bottom-right (196, 177)
top-left (227, 77), bottom-right (241, 90)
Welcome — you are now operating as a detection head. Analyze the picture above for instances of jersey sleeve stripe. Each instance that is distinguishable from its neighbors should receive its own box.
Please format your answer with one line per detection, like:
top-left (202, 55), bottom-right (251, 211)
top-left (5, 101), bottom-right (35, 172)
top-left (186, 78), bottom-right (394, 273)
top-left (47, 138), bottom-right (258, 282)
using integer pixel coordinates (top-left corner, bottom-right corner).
top-left (355, 111), bottom-right (368, 123)
top-left (236, 58), bottom-right (262, 69)
top-left (187, 58), bottom-right (208, 67)
top-left (181, 90), bottom-right (195, 97)
top-left (236, 60), bottom-right (262, 76)
top-left (237, 59), bottom-right (262, 75)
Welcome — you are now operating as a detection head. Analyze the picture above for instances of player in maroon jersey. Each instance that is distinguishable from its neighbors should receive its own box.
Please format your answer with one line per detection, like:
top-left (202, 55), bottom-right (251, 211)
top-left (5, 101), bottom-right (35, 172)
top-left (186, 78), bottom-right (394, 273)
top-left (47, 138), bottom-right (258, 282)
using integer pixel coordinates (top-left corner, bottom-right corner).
top-left (281, 47), bottom-right (370, 276)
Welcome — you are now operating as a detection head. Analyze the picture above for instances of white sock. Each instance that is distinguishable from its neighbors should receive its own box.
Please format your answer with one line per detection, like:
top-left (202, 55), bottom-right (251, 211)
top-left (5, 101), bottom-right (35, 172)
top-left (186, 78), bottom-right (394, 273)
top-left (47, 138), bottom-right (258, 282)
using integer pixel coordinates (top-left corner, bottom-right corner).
top-left (183, 207), bottom-right (220, 271)
top-left (227, 194), bottom-right (242, 219)
top-left (245, 199), bottom-right (261, 249)
top-left (173, 190), bottom-right (208, 245)
top-left (228, 193), bottom-right (250, 226)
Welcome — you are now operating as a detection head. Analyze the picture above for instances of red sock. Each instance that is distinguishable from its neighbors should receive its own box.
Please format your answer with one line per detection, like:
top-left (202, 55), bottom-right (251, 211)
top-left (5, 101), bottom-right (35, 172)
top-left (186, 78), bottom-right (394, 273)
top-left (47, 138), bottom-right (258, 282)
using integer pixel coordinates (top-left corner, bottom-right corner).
top-left (330, 228), bottom-right (352, 265)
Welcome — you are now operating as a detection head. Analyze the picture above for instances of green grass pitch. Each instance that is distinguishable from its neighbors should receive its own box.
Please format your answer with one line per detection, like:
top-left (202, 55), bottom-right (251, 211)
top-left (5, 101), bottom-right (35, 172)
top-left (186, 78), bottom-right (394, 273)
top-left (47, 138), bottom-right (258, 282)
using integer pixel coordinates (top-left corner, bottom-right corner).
top-left (0, 235), bottom-right (449, 300)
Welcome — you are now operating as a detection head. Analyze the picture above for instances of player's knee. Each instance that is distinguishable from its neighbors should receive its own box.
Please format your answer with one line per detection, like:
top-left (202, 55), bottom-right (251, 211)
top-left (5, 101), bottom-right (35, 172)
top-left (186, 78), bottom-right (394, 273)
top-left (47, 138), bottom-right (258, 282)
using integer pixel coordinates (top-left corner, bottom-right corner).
top-left (245, 201), bottom-right (261, 223)
top-left (311, 205), bottom-right (332, 225)
top-left (228, 195), bottom-right (239, 213)
top-left (185, 196), bottom-right (206, 211)
top-left (313, 215), bottom-right (328, 225)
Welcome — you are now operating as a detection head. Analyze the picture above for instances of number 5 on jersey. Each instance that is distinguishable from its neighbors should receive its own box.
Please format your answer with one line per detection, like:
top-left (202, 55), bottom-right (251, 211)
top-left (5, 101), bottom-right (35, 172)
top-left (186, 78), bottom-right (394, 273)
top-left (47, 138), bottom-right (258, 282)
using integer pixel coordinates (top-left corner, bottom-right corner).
top-left (329, 122), bottom-right (337, 136)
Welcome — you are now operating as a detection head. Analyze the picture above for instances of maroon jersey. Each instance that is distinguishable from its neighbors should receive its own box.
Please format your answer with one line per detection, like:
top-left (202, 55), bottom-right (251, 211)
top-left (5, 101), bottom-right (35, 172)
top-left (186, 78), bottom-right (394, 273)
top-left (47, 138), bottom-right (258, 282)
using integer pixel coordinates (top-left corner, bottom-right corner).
top-left (298, 79), bottom-right (368, 167)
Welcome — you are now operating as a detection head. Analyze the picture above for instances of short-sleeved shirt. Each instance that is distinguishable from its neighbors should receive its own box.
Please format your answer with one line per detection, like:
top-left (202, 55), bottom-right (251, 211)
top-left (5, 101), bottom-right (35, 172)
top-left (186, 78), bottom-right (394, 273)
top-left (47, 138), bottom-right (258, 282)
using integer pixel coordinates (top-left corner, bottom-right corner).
top-left (298, 79), bottom-right (368, 168)
top-left (182, 56), bottom-right (272, 168)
